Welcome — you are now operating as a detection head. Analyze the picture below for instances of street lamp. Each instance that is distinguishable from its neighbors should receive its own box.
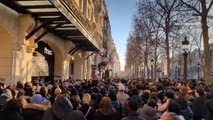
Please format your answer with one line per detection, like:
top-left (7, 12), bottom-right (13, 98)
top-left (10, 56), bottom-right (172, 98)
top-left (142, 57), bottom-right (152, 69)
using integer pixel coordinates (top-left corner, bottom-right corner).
top-left (141, 64), bottom-right (144, 79)
top-left (197, 62), bottom-right (200, 79)
top-left (182, 36), bottom-right (189, 80)
top-left (150, 58), bottom-right (154, 79)
top-left (175, 66), bottom-right (178, 79)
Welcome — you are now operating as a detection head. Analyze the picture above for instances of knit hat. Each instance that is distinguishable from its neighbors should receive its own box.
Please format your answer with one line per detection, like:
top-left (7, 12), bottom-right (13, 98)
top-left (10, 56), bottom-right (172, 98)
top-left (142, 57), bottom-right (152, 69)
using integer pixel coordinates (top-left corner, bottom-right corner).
top-left (30, 94), bottom-right (45, 104)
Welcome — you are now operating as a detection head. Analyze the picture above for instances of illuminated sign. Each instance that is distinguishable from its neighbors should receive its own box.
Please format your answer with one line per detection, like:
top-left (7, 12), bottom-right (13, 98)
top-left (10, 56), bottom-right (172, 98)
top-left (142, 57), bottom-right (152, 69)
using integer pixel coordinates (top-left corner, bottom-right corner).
top-left (44, 47), bottom-right (52, 55)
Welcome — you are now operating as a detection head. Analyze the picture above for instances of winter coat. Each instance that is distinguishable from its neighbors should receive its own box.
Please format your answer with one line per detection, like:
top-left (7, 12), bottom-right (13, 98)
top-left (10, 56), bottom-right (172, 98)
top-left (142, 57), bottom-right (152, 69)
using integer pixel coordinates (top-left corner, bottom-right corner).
top-left (129, 95), bottom-right (143, 105)
top-left (79, 104), bottom-right (94, 120)
top-left (0, 99), bottom-right (23, 120)
top-left (121, 112), bottom-right (145, 120)
top-left (42, 96), bottom-right (86, 120)
top-left (205, 99), bottom-right (213, 120)
top-left (111, 100), bottom-right (122, 120)
top-left (180, 106), bottom-right (193, 120)
top-left (22, 102), bottom-right (49, 120)
top-left (137, 104), bottom-right (158, 120)
top-left (22, 109), bottom-right (44, 120)
top-left (0, 94), bottom-right (11, 111)
top-left (117, 92), bottom-right (129, 108)
top-left (64, 110), bottom-right (87, 120)
top-left (94, 110), bottom-right (118, 120)
top-left (191, 96), bottom-right (206, 120)
top-left (42, 96), bottom-right (73, 120)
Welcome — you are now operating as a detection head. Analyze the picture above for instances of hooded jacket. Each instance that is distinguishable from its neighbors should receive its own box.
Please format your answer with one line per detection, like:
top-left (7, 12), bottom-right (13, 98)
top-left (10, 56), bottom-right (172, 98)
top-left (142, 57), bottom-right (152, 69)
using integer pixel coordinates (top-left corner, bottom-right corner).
top-left (42, 96), bottom-right (86, 120)
top-left (22, 100), bottom-right (50, 120)
top-left (42, 96), bottom-right (73, 120)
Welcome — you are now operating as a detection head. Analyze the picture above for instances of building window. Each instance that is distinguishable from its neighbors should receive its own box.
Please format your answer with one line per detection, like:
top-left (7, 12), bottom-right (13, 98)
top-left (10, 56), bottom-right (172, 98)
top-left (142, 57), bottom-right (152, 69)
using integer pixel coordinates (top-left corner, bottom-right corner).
top-left (83, 0), bottom-right (87, 16)
top-left (79, 0), bottom-right (83, 11)
top-left (88, 8), bottom-right (91, 20)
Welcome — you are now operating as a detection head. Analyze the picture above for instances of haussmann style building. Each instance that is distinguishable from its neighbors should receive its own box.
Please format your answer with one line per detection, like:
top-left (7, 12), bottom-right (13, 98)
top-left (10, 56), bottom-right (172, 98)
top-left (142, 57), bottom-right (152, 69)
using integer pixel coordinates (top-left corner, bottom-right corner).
top-left (0, 0), bottom-right (120, 85)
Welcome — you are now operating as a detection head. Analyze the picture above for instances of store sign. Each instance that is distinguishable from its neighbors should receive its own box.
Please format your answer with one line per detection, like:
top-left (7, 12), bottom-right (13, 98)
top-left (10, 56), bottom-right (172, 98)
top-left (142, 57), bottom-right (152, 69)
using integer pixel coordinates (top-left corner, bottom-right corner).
top-left (44, 47), bottom-right (52, 55)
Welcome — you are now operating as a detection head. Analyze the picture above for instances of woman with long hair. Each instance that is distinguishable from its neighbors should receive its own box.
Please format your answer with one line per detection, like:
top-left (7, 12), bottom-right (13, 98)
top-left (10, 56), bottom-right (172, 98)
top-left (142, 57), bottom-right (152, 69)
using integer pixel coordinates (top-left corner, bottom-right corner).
top-left (94, 96), bottom-right (117, 120)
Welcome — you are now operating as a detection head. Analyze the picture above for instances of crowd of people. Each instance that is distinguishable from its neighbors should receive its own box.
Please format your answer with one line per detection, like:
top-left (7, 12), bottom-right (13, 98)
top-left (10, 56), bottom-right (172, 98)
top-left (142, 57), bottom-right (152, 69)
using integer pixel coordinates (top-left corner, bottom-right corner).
top-left (0, 78), bottom-right (213, 120)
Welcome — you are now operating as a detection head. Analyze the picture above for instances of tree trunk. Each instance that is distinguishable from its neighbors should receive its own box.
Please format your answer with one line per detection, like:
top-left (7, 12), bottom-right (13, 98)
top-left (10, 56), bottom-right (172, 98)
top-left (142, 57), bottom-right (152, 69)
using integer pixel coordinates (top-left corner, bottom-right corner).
top-left (154, 38), bottom-right (158, 80)
top-left (201, 1), bottom-right (212, 84)
top-left (144, 52), bottom-right (148, 79)
top-left (202, 16), bottom-right (211, 84)
top-left (166, 19), bottom-right (170, 78)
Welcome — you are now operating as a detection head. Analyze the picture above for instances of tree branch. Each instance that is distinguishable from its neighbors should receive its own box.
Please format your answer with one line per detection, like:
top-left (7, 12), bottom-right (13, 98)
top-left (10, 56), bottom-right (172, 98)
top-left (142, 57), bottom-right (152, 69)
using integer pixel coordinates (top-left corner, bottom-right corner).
top-left (168, 0), bottom-right (177, 13)
top-left (207, 0), bottom-right (213, 13)
top-left (180, 0), bottom-right (202, 16)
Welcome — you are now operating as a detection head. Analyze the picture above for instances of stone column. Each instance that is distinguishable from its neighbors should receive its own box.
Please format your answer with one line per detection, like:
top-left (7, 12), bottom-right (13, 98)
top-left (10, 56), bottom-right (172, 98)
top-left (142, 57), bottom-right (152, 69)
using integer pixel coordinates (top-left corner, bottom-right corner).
top-left (86, 56), bottom-right (91, 80)
top-left (61, 55), bottom-right (72, 81)
top-left (21, 41), bottom-right (37, 83)
top-left (11, 14), bottom-right (35, 84)
top-left (74, 52), bottom-right (83, 80)
top-left (82, 52), bottom-right (87, 80)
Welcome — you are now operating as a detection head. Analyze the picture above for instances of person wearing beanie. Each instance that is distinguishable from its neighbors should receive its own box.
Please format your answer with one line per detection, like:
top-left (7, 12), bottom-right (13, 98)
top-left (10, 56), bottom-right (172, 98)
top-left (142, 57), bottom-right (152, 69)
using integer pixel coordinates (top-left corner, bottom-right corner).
top-left (30, 94), bottom-right (46, 104)
top-left (20, 95), bottom-right (50, 120)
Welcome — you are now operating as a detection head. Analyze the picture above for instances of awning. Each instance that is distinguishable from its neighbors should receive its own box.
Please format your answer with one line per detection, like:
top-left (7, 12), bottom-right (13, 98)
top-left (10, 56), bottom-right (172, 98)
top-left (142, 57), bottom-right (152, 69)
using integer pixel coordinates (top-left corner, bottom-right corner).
top-left (1, 0), bottom-right (100, 51)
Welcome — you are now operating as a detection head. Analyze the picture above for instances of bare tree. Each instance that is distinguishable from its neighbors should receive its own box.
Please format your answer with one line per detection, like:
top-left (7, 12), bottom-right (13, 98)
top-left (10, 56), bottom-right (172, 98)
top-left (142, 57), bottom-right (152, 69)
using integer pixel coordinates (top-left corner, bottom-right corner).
top-left (180, 0), bottom-right (213, 84)
top-left (125, 33), bottom-right (143, 78)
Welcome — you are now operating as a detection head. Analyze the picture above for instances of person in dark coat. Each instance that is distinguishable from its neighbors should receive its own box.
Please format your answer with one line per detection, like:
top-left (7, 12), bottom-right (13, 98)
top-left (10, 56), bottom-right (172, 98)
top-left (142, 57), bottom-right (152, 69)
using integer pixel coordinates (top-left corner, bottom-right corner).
top-left (79, 93), bottom-right (94, 120)
top-left (121, 100), bottom-right (145, 120)
top-left (191, 87), bottom-right (206, 120)
top-left (42, 95), bottom-right (86, 120)
top-left (20, 95), bottom-right (50, 120)
top-left (175, 97), bottom-right (193, 120)
top-left (129, 88), bottom-right (143, 106)
top-left (108, 90), bottom-right (122, 120)
top-left (205, 98), bottom-right (213, 120)
top-left (42, 96), bottom-right (68, 120)
top-left (3, 99), bottom-right (23, 120)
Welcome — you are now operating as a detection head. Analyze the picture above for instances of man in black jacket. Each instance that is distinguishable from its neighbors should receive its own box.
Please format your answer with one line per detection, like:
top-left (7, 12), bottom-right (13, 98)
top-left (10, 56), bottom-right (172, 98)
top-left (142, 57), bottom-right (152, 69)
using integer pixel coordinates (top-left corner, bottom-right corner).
top-left (191, 87), bottom-right (206, 120)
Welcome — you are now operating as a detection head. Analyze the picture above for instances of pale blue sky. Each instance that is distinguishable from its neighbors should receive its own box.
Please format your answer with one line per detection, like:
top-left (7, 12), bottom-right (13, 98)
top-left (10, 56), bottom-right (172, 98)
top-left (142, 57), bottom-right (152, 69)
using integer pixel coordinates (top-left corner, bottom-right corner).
top-left (105, 0), bottom-right (137, 71)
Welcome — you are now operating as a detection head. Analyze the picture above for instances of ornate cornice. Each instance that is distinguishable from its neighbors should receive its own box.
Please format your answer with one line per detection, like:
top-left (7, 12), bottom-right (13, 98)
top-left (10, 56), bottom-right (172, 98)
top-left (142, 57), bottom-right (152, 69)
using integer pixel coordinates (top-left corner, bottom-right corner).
top-left (67, 0), bottom-right (103, 46)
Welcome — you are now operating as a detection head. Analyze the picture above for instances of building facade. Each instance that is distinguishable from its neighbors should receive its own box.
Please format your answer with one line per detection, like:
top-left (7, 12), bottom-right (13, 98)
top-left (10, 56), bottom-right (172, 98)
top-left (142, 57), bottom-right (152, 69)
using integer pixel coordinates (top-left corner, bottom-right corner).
top-left (0, 0), bottom-right (114, 85)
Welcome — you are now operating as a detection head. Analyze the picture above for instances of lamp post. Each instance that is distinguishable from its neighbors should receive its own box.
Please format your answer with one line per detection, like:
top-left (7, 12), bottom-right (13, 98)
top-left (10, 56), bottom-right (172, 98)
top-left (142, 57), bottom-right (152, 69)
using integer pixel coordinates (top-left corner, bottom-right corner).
top-left (182, 36), bottom-right (189, 80)
top-left (175, 66), bottom-right (178, 79)
top-left (197, 62), bottom-right (200, 79)
top-left (141, 64), bottom-right (144, 79)
top-left (151, 58), bottom-right (154, 79)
